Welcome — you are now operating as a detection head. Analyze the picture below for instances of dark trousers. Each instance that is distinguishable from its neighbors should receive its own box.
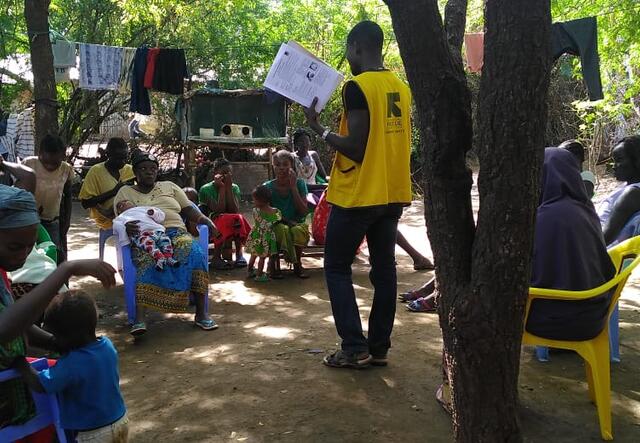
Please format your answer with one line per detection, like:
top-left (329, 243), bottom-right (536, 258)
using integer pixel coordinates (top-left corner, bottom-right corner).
top-left (324, 204), bottom-right (402, 356)
top-left (41, 219), bottom-right (66, 264)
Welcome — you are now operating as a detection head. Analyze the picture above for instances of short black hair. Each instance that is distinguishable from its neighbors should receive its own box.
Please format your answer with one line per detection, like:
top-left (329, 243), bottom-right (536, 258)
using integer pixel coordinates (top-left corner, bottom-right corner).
top-left (213, 157), bottom-right (230, 172)
top-left (44, 291), bottom-right (97, 348)
top-left (293, 128), bottom-right (311, 144)
top-left (106, 137), bottom-right (128, 153)
top-left (618, 135), bottom-right (640, 167)
top-left (558, 139), bottom-right (585, 163)
top-left (40, 134), bottom-right (66, 154)
top-left (347, 21), bottom-right (384, 53)
top-left (253, 184), bottom-right (272, 204)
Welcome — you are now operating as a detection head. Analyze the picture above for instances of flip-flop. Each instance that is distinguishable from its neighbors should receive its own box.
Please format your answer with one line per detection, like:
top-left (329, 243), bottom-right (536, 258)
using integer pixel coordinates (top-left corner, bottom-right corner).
top-left (235, 257), bottom-right (248, 268)
top-left (130, 322), bottom-right (147, 337)
top-left (194, 318), bottom-right (219, 330)
top-left (254, 274), bottom-right (269, 282)
top-left (398, 291), bottom-right (422, 303)
top-left (436, 384), bottom-right (452, 415)
top-left (407, 297), bottom-right (437, 313)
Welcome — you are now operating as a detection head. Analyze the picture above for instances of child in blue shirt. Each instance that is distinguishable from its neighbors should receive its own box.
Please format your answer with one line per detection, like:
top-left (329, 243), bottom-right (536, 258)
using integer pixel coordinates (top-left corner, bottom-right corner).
top-left (13, 291), bottom-right (128, 442)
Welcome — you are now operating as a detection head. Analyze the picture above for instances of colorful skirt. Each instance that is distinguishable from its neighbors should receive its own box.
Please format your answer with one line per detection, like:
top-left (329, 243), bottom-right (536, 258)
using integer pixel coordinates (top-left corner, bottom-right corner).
top-left (133, 228), bottom-right (208, 312)
top-left (210, 213), bottom-right (251, 247)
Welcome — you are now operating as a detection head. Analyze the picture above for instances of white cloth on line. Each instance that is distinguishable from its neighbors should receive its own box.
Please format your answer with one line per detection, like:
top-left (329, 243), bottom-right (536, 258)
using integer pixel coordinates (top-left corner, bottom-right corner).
top-left (0, 114), bottom-right (18, 161)
top-left (79, 43), bottom-right (123, 91)
top-left (52, 39), bottom-right (76, 68)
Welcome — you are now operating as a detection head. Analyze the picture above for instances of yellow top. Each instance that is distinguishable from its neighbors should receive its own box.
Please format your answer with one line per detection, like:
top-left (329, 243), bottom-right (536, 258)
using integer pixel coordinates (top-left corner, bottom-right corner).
top-left (327, 71), bottom-right (412, 208)
top-left (113, 181), bottom-right (191, 230)
top-left (22, 157), bottom-right (75, 220)
top-left (78, 162), bottom-right (135, 229)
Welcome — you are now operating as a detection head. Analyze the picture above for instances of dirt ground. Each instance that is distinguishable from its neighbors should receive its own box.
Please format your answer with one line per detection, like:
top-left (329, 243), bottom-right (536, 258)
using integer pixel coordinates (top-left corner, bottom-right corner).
top-left (64, 185), bottom-right (640, 442)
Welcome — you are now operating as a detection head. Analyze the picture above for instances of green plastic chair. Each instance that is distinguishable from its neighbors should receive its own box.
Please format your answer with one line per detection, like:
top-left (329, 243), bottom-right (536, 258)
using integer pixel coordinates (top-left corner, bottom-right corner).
top-left (36, 224), bottom-right (57, 263)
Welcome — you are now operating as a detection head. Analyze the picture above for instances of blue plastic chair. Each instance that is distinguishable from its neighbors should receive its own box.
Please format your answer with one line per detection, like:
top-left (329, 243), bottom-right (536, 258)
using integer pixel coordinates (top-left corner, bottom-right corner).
top-left (0, 358), bottom-right (67, 443)
top-left (99, 228), bottom-right (114, 261)
top-left (117, 224), bottom-right (210, 324)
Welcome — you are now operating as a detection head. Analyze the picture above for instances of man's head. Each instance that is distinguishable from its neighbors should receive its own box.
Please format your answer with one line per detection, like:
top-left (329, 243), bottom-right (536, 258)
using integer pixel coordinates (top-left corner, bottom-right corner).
top-left (346, 21), bottom-right (384, 76)
top-left (558, 139), bottom-right (585, 165)
top-left (38, 134), bottom-right (66, 172)
top-left (44, 291), bottom-right (97, 351)
top-left (212, 158), bottom-right (231, 175)
top-left (105, 137), bottom-right (129, 170)
top-left (612, 135), bottom-right (640, 183)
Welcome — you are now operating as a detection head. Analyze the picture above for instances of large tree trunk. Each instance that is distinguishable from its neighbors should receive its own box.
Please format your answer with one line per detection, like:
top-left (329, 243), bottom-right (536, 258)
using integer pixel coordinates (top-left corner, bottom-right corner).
top-left (24, 0), bottom-right (58, 150)
top-left (384, 0), bottom-right (551, 441)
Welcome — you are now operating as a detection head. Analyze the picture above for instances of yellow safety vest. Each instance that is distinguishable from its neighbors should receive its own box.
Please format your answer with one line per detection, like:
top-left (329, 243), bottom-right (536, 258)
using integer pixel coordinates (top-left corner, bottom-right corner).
top-left (327, 71), bottom-right (412, 208)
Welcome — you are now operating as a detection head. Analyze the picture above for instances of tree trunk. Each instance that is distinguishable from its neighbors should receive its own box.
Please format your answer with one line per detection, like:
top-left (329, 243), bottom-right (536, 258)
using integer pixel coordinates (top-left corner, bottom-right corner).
top-left (384, 0), bottom-right (551, 441)
top-left (444, 0), bottom-right (468, 67)
top-left (24, 0), bottom-right (58, 150)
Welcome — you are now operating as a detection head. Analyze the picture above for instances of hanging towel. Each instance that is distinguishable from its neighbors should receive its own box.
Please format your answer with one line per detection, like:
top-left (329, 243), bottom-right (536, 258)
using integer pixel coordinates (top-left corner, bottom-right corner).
top-left (15, 108), bottom-right (35, 160)
top-left (130, 47), bottom-right (152, 115)
top-left (118, 47), bottom-right (137, 94)
top-left (54, 66), bottom-right (71, 83)
top-left (143, 48), bottom-right (161, 89)
top-left (152, 48), bottom-right (188, 95)
top-left (464, 33), bottom-right (484, 73)
top-left (51, 39), bottom-right (76, 68)
top-left (79, 43), bottom-right (123, 91)
top-left (552, 17), bottom-right (603, 101)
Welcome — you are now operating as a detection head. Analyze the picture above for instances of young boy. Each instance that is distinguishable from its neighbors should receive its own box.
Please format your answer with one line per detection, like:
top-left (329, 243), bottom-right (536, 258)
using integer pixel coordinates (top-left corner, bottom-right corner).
top-left (22, 135), bottom-right (75, 262)
top-left (12, 291), bottom-right (128, 442)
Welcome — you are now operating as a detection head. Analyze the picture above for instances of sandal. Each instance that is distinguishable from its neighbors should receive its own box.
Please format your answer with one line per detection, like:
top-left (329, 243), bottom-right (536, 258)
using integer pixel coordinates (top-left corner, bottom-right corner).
top-left (235, 257), bottom-right (248, 268)
top-left (323, 350), bottom-right (372, 369)
top-left (398, 290), bottom-right (423, 303)
top-left (254, 274), bottom-right (269, 282)
top-left (130, 322), bottom-right (147, 337)
top-left (194, 318), bottom-right (219, 330)
top-left (294, 264), bottom-right (309, 279)
top-left (212, 259), bottom-right (234, 270)
top-left (407, 297), bottom-right (436, 313)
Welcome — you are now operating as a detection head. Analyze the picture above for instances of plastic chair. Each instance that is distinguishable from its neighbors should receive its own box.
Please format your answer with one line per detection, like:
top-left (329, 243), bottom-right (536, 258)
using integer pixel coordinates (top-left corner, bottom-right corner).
top-left (99, 228), bottom-right (115, 261)
top-left (117, 224), bottom-right (210, 325)
top-left (0, 358), bottom-right (67, 443)
top-left (36, 224), bottom-right (57, 263)
top-left (522, 236), bottom-right (640, 441)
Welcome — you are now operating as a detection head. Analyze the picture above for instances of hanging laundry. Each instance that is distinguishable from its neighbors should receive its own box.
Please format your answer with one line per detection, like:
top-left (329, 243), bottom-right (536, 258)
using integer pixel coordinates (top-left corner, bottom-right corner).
top-left (14, 108), bottom-right (35, 160)
top-left (0, 113), bottom-right (18, 161)
top-left (130, 47), bottom-right (152, 115)
top-left (464, 33), bottom-right (484, 73)
top-left (51, 39), bottom-right (76, 68)
top-left (54, 66), bottom-right (71, 83)
top-left (143, 48), bottom-right (161, 89)
top-left (552, 17), bottom-right (603, 101)
top-left (152, 48), bottom-right (188, 95)
top-left (79, 43), bottom-right (123, 90)
top-left (118, 47), bottom-right (137, 94)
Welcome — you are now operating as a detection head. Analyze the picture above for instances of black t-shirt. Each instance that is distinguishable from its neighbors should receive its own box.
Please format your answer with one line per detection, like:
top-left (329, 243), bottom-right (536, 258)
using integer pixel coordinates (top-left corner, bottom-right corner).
top-left (343, 81), bottom-right (368, 111)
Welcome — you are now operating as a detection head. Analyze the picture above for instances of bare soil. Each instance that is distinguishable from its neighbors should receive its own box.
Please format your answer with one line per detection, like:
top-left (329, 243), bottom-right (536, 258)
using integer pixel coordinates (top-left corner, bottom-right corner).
top-left (65, 181), bottom-right (639, 442)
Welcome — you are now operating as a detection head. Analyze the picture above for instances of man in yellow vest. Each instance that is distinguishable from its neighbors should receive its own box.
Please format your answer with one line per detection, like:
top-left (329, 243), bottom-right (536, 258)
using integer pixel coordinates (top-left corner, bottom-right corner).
top-left (304, 21), bottom-right (412, 369)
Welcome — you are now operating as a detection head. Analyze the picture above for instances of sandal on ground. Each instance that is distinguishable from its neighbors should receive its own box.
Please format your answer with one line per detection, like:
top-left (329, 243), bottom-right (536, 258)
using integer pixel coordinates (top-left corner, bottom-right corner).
top-left (407, 297), bottom-right (437, 313)
top-left (294, 264), bottom-right (309, 279)
top-left (130, 322), bottom-right (147, 337)
top-left (398, 290), bottom-right (423, 303)
top-left (235, 257), bottom-right (248, 268)
top-left (322, 350), bottom-right (372, 369)
top-left (254, 274), bottom-right (269, 282)
top-left (436, 383), bottom-right (452, 415)
top-left (212, 259), bottom-right (234, 270)
top-left (194, 318), bottom-right (219, 330)
top-left (414, 259), bottom-right (435, 271)
top-left (370, 354), bottom-right (388, 367)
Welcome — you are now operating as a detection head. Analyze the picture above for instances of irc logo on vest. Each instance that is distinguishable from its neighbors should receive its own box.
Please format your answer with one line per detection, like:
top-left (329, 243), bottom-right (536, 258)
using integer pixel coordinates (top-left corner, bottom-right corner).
top-left (386, 92), bottom-right (404, 133)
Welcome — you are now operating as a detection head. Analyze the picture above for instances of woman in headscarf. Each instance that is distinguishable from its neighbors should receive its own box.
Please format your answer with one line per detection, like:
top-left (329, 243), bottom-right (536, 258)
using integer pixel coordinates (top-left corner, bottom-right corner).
top-left (0, 184), bottom-right (115, 429)
top-left (114, 151), bottom-right (219, 336)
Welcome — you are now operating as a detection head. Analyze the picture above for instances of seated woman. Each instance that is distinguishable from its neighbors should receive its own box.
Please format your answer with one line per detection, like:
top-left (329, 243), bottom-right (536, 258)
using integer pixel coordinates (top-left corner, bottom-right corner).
top-left (407, 148), bottom-right (615, 342)
top-left (292, 129), bottom-right (328, 208)
top-left (198, 158), bottom-right (251, 270)
top-left (114, 152), bottom-right (219, 336)
top-left (598, 135), bottom-right (640, 246)
top-left (265, 150), bottom-right (311, 278)
top-left (0, 184), bottom-right (116, 430)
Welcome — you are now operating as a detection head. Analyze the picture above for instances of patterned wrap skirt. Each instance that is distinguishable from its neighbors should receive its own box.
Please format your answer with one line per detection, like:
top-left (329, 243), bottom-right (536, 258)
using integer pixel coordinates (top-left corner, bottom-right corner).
top-left (133, 228), bottom-right (208, 312)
